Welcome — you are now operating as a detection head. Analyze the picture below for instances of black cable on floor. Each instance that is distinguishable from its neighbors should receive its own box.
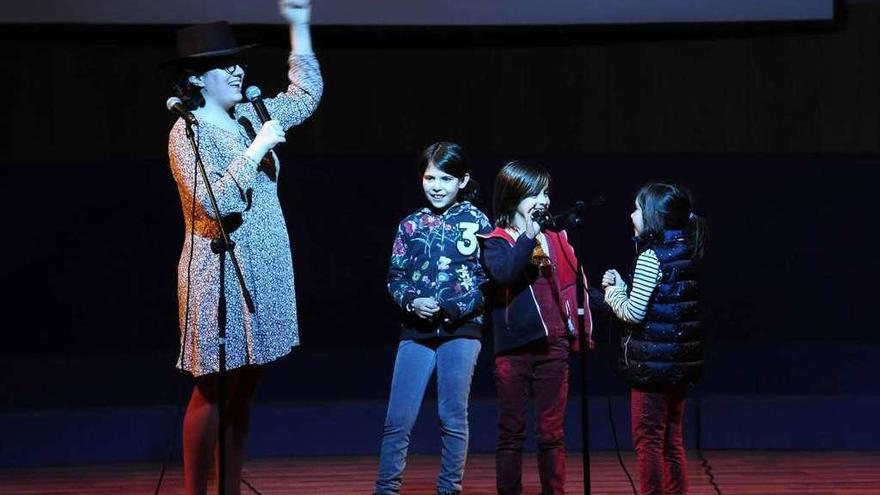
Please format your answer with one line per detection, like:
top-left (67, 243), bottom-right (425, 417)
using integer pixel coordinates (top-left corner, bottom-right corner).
top-left (156, 122), bottom-right (202, 495)
top-left (153, 403), bottom-right (185, 494)
top-left (242, 476), bottom-right (264, 494)
top-left (694, 394), bottom-right (722, 494)
top-left (607, 393), bottom-right (638, 495)
top-left (602, 312), bottom-right (638, 495)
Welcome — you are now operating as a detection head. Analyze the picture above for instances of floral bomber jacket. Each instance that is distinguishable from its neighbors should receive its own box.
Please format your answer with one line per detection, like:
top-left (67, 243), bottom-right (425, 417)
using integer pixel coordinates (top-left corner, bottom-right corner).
top-left (388, 201), bottom-right (493, 330)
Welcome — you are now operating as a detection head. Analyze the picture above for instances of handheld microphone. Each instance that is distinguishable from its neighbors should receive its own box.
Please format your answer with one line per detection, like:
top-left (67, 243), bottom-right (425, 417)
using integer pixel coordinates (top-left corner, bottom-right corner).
top-left (244, 86), bottom-right (271, 123)
top-left (531, 208), bottom-right (555, 230)
top-left (166, 97), bottom-right (197, 126)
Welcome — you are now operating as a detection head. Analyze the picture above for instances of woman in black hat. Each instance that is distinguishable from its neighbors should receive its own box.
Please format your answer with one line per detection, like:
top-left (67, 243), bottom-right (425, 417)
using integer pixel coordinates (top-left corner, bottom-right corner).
top-left (165, 1), bottom-right (322, 493)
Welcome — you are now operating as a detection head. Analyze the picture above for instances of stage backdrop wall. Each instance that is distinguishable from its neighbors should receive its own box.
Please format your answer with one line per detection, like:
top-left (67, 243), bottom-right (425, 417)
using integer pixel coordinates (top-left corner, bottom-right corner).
top-left (3, 5), bottom-right (880, 163)
top-left (1, 153), bottom-right (878, 466)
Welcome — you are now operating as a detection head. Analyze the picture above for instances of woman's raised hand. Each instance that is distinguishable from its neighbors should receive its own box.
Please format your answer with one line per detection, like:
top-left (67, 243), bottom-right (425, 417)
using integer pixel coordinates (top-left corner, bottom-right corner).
top-left (280, 0), bottom-right (311, 24)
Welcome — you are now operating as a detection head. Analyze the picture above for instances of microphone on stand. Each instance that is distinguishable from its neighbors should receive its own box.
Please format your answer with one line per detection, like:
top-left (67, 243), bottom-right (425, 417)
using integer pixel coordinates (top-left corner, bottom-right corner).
top-left (531, 196), bottom-right (606, 232)
top-left (244, 86), bottom-right (271, 123)
top-left (165, 97), bottom-right (197, 126)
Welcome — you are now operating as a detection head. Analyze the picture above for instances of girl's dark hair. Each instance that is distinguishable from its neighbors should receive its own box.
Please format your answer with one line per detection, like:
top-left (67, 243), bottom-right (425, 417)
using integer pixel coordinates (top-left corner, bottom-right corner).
top-left (418, 142), bottom-right (479, 204)
top-left (636, 182), bottom-right (707, 262)
top-left (493, 160), bottom-right (551, 228)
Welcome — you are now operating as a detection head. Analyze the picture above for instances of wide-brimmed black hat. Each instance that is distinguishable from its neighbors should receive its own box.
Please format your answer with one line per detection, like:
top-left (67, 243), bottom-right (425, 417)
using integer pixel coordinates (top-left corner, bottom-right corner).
top-left (160, 21), bottom-right (257, 68)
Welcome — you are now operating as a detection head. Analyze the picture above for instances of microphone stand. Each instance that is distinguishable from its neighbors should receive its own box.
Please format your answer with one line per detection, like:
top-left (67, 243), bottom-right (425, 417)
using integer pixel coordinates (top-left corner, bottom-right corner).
top-left (545, 203), bottom-right (592, 494)
top-left (564, 198), bottom-right (605, 495)
top-left (570, 212), bottom-right (592, 495)
top-left (184, 119), bottom-right (256, 495)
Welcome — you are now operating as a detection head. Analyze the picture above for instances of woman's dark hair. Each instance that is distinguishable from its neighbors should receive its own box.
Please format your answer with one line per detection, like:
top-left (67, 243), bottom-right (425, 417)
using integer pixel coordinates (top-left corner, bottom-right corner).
top-left (636, 182), bottom-right (706, 262)
top-left (418, 142), bottom-right (479, 204)
top-left (492, 160), bottom-right (551, 228)
top-left (171, 66), bottom-right (206, 111)
top-left (170, 56), bottom-right (242, 111)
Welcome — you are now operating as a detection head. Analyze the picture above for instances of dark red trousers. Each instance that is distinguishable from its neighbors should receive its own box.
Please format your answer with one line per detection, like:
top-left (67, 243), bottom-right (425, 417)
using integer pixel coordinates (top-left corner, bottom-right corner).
top-left (495, 340), bottom-right (569, 495)
top-left (631, 384), bottom-right (688, 495)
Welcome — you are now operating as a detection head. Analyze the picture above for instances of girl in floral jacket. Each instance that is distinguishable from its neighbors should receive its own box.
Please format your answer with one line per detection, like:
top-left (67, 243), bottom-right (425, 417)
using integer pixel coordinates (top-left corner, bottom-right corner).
top-left (374, 142), bottom-right (492, 495)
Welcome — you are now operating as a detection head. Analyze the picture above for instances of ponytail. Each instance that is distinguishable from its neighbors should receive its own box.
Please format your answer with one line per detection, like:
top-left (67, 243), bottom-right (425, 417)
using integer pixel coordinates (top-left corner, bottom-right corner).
top-left (459, 177), bottom-right (480, 205)
top-left (687, 213), bottom-right (707, 263)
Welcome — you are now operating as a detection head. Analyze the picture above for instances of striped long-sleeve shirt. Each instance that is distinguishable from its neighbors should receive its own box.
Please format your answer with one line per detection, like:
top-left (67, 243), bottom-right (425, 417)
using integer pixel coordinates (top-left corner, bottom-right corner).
top-left (605, 249), bottom-right (662, 324)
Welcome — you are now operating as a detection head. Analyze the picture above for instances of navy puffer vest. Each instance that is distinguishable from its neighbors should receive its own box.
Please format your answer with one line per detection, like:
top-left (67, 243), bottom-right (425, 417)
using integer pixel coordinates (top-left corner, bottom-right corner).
top-left (617, 230), bottom-right (704, 388)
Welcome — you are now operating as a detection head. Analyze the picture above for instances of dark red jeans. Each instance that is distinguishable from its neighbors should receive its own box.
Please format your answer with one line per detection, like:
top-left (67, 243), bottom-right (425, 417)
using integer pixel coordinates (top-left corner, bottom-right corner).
top-left (631, 384), bottom-right (688, 495)
top-left (495, 340), bottom-right (569, 495)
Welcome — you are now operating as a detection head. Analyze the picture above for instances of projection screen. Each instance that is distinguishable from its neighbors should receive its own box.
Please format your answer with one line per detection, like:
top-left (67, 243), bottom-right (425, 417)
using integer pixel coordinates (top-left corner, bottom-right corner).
top-left (0, 0), bottom-right (835, 25)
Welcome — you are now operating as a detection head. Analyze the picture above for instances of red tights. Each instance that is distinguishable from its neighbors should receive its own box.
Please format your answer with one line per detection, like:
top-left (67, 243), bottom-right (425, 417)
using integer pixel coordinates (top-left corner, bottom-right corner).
top-left (631, 385), bottom-right (688, 495)
top-left (183, 365), bottom-right (261, 495)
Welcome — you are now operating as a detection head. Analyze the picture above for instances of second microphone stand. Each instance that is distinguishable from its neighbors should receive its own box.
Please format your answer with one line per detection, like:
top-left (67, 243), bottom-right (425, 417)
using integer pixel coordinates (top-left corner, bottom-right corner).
top-left (543, 204), bottom-right (593, 495)
top-left (565, 212), bottom-right (592, 495)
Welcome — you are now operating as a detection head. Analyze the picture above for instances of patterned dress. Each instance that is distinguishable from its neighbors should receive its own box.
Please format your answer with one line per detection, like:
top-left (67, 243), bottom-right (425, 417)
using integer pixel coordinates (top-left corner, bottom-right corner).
top-left (168, 55), bottom-right (323, 376)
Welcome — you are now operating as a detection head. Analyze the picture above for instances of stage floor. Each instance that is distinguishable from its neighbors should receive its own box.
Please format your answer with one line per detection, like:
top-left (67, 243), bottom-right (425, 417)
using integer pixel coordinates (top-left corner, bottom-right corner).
top-left (0, 451), bottom-right (877, 494)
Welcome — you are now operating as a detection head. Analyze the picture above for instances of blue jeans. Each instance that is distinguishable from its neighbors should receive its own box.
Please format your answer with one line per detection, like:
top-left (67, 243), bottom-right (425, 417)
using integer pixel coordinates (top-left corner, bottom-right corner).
top-left (375, 338), bottom-right (482, 495)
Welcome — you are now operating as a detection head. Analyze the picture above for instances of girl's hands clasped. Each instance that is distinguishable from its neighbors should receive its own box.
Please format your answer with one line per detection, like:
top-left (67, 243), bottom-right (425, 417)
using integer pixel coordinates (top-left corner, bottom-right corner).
top-left (411, 297), bottom-right (440, 320)
top-left (602, 269), bottom-right (623, 289)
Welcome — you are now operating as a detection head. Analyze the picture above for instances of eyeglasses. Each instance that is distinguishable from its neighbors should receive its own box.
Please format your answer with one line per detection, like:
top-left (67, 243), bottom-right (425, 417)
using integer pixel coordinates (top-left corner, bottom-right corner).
top-left (220, 63), bottom-right (247, 75)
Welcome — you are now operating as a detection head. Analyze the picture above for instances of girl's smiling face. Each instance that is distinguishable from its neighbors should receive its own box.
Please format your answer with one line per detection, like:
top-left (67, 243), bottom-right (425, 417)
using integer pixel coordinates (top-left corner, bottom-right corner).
top-left (422, 161), bottom-right (468, 211)
top-left (514, 185), bottom-right (550, 227)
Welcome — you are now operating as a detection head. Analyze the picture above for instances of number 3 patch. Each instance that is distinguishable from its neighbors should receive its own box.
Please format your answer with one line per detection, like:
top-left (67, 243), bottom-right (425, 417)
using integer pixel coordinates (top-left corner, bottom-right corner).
top-left (457, 222), bottom-right (479, 256)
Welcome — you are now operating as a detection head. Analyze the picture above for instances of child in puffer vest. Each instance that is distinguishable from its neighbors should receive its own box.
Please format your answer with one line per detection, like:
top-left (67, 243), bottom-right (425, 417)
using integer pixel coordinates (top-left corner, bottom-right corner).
top-left (603, 182), bottom-right (707, 495)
